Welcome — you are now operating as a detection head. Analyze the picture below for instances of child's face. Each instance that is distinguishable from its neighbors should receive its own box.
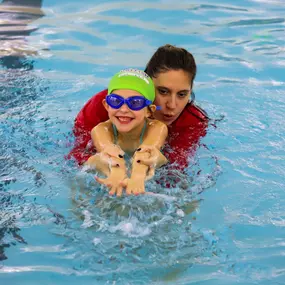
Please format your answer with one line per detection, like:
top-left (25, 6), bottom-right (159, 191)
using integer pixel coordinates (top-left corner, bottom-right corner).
top-left (103, 89), bottom-right (152, 133)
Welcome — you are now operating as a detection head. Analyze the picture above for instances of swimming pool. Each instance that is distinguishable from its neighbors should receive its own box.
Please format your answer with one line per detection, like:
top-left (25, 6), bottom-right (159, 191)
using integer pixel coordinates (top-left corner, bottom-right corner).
top-left (1, 0), bottom-right (284, 284)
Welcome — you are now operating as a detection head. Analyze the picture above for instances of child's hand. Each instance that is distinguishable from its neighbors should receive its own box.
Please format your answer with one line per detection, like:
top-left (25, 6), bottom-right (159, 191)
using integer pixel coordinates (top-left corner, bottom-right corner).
top-left (122, 177), bottom-right (146, 196)
top-left (96, 174), bottom-right (125, 197)
top-left (95, 156), bottom-right (127, 197)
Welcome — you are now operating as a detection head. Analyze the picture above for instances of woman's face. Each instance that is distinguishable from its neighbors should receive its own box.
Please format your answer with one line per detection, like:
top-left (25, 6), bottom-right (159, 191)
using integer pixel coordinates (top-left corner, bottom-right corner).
top-left (152, 69), bottom-right (192, 125)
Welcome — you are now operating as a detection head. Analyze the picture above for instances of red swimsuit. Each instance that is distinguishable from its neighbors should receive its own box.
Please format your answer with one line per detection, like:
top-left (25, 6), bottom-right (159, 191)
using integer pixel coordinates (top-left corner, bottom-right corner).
top-left (67, 89), bottom-right (209, 169)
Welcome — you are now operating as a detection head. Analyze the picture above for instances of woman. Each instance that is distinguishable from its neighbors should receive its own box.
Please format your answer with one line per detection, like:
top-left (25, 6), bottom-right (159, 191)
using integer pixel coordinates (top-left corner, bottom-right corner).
top-left (68, 44), bottom-right (209, 171)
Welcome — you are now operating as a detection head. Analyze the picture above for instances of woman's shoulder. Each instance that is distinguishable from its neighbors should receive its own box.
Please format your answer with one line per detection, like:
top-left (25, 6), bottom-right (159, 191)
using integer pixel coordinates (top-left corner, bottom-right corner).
top-left (74, 89), bottom-right (109, 132)
top-left (184, 102), bottom-right (209, 121)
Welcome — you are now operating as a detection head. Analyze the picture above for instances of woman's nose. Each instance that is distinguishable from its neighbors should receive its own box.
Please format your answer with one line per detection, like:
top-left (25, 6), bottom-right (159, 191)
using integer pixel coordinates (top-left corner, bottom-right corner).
top-left (166, 95), bottom-right (176, 109)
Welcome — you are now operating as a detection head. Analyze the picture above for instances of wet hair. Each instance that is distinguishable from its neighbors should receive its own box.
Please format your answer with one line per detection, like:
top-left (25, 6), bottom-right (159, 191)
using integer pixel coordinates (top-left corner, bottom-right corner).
top-left (144, 44), bottom-right (197, 87)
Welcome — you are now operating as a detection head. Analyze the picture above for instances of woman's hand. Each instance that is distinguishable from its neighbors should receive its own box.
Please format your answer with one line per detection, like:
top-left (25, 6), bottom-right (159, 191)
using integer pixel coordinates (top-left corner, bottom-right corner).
top-left (102, 144), bottom-right (125, 159)
top-left (134, 145), bottom-right (168, 180)
top-left (86, 144), bottom-right (125, 176)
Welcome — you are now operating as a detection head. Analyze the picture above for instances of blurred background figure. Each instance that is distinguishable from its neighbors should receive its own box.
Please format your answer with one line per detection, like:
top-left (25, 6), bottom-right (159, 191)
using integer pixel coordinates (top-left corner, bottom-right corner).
top-left (0, 0), bottom-right (44, 69)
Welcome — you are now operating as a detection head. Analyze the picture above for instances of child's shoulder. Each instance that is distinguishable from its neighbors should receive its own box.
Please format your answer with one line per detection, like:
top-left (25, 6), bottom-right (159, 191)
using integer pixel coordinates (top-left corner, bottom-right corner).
top-left (91, 120), bottom-right (112, 133)
top-left (147, 119), bottom-right (167, 128)
top-left (147, 119), bottom-right (168, 132)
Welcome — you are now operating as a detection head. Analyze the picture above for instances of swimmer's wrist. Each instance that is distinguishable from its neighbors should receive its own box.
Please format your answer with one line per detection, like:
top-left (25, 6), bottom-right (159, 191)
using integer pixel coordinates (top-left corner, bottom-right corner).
top-left (130, 161), bottom-right (148, 179)
top-left (109, 158), bottom-right (127, 172)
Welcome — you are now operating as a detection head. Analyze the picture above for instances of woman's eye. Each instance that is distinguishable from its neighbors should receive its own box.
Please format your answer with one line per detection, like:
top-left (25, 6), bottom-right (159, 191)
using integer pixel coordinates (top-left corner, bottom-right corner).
top-left (158, 89), bottom-right (168, 95)
top-left (178, 93), bottom-right (188, 98)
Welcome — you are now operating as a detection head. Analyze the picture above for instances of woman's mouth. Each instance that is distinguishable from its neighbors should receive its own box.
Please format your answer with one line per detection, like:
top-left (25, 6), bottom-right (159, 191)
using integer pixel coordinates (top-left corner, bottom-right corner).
top-left (163, 114), bottom-right (175, 121)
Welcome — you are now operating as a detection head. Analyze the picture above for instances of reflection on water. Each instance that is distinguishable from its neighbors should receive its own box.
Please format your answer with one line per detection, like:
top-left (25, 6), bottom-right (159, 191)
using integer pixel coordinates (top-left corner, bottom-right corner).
top-left (0, 0), bottom-right (46, 261)
top-left (0, 0), bottom-right (44, 68)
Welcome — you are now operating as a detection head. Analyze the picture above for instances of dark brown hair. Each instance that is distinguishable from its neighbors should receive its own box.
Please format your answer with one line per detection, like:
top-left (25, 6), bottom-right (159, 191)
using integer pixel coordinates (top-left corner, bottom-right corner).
top-left (144, 44), bottom-right (197, 87)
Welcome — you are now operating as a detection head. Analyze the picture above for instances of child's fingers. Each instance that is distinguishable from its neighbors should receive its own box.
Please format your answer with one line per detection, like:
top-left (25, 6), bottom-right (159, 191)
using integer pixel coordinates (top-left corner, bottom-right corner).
top-left (126, 185), bottom-right (132, 196)
top-left (132, 188), bottom-right (139, 196)
top-left (138, 187), bottom-right (145, 195)
top-left (120, 178), bottom-right (128, 188)
top-left (131, 188), bottom-right (138, 195)
top-left (109, 187), bottom-right (116, 196)
top-left (134, 185), bottom-right (145, 195)
top-left (116, 186), bottom-right (123, 197)
top-left (109, 185), bottom-right (123, 197)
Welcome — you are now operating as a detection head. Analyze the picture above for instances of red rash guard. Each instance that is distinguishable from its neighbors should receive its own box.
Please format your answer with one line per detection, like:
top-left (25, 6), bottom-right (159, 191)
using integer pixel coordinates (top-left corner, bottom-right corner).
top-left (67, 89), bottom-right (209, 169)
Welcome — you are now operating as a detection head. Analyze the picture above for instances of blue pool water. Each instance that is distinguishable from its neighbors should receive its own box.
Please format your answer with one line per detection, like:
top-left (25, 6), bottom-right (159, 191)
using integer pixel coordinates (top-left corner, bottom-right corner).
top-left (1, 0), bottom-right (285, 284)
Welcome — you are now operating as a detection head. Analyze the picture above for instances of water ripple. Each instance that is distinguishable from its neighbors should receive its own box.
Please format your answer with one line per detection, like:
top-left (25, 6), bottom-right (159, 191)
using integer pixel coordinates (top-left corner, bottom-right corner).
top-left (1, 1), bottom-right (285, 284)
top-left (228, 17), bottom-right (285, 26)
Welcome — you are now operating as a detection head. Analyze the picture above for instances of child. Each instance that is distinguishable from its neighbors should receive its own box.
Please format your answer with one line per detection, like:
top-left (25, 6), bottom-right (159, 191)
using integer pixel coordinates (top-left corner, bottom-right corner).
top-left (86, 68), bottom-right (168, 196)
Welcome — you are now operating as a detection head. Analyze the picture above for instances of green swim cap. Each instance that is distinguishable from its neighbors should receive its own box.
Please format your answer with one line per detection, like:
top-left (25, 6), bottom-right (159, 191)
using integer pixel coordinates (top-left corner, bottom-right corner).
top-left (108, 68), bottom-right (155, 102)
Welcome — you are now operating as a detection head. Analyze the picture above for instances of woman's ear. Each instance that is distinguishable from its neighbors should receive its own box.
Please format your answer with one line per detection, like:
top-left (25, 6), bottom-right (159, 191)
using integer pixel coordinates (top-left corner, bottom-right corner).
top-left (102, 99), bottom-right (109, 111)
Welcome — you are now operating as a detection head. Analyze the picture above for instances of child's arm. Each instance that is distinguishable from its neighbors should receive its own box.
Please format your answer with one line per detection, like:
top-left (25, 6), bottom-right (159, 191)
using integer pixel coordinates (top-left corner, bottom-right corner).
top-left (141, 120), bottom-right (168, 149)
top-left (85, 122), bottom-right (127, 196)
top-left (136, 120), bottom-right (168, 169)
top-left (90, 121), bottom-right (115, 152)
top-left (125, 121), bottom-right (168, 195)
top-left (85, 120), bottom-right (168, 174)
top-left (85, 121), bottom-right (125, 173)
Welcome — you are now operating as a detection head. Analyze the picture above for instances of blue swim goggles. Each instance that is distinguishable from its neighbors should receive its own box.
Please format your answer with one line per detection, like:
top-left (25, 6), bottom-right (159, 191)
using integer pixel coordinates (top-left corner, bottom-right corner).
top-left (106, 93), bottom-right (153, 111)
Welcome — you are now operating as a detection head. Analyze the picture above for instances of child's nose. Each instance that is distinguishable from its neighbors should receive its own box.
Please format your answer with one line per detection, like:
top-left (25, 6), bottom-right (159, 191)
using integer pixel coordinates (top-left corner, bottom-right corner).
top-left (119, 103), bottom-right (129, 112)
